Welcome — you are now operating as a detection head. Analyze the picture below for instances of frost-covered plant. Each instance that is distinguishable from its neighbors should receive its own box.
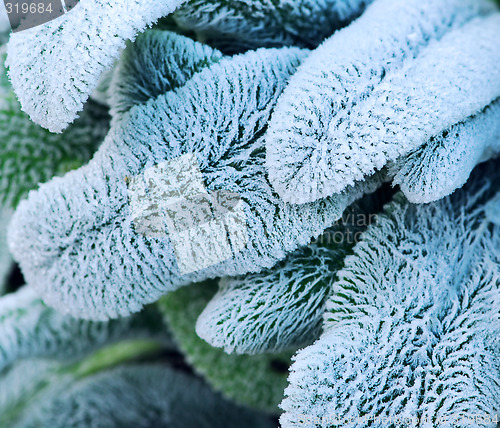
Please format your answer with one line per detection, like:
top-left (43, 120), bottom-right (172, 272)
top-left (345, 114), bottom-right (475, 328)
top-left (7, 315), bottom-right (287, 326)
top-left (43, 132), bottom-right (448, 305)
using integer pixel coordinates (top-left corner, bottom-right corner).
top-left (266, 0), bottom-right (500, 204)
top-left (0, 286), bottom-right (169, 371)
top-left (5, 0), bottom-right (188, 132)
top-left (173, 0), bottom-right (372, 51)
top-left (195, 190), bottom-right (390, 355)
top-left (0, 360), bottom-right (273, 428)
top-left (280, 160), bottom-right (500, 427)
top-left (0, 285), bottom-right (275, 427)
top-left (1, 0), bottom-right (499, 424)
top-left (8, 32), bottom-right (384, 320)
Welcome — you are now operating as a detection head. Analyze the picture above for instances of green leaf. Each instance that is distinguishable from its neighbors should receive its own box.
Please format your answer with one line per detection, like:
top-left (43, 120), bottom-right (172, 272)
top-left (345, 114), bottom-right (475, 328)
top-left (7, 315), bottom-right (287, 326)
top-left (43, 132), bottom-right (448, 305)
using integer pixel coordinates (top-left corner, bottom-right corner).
top-left (196, 190), bottom-right (390, 354)
top-left (109, 30), bottom-right (223, 118)
top-left (0, 286), bottom-right (170, 372)
top-left (159, 280), bottom-right (293, 414)
top-left (174, 0), bottom-right (372, 51)
top-left (280, 160), bottom-right (500, 427)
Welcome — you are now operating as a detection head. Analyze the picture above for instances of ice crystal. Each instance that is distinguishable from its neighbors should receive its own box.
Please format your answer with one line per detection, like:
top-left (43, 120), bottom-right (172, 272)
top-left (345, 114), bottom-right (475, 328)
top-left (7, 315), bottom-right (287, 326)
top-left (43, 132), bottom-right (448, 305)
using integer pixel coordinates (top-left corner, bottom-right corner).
top-left (5, 0), bottom-right (187, 132)
top-left (280, 160), bottom-right (500, 427)
top-left (266, 0), bottom-right (499, 204)
top-left (9, 43), bottom-right (383, 319)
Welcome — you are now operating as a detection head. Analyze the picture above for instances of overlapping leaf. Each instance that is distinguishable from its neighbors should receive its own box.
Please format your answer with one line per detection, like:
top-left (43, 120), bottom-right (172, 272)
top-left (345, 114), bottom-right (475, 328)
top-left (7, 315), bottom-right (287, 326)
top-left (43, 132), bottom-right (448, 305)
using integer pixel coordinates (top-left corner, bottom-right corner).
top-left (109, 30), bottom-right (223, 118)
top-left (9, 41), bottom-right (384, 320)
top-left (391, 99), bottom-right (500, 203)
top-left (266, 0), bottom-right (499, 204)
top-left (0, 286), bottom-right (169, 372)
top-left (159, 280), bottom-right (292, 413)
top-left (196, 191), bottom-right (390, 355)
top-left (5, 0), bottom-right (187, 132)
top-left (174, 0), bottom-right (372, 52)
top-left (5, 363), bottom-right (274, 428)
top-left (280, 161), bottom-right (500, 427)
top-left (0, 48), bottom-right (109, 207)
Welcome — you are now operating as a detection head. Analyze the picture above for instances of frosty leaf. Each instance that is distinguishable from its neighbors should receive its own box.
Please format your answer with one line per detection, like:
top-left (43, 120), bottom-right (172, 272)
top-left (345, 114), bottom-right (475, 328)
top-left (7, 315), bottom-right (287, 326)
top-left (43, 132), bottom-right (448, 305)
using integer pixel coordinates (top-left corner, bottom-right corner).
top-left (159, 280), bottom-right (292, 413)
top-left (5, 0), bottom-right (187, 132)
top-left (0, 49), bottom-right (109, 207)
top-left (9, 46), bottom-right (385, 320)
top-left (0, 286), bottom-right (169, 372)
top-left (109, 30), bottom-right (223, 118)
top-left (4, 363), bottom-right (275, 428)
top-left (391, 98), bottom-right (500, 203)
top-left (485, 191), bottom-right (500, 226)
top-left (196, 191), bottom-right (389, 355)
top-left (266, 0), bottom-right (499, 204)
top-left (0, 208), bottom-right (12, 295)
top-left (174, 0), bottom-right (372, 52)
top-left (280, 161), bottom-right (500, 427)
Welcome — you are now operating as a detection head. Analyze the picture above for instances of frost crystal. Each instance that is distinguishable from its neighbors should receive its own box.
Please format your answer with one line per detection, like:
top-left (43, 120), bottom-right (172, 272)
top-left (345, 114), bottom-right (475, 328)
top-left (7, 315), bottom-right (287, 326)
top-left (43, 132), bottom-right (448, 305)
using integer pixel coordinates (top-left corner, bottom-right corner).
top-left (9, 44), bottom-right (384, 319)
top-left (159, 280), bottom-right (293, 413)
top-left (0, 287), bottom-right (169, 372)
top-left (280, 161), bottom-right (500, 427)
top-left (266, 0), bottom-right (499, 204)
top-left (109, 30), bottom-right (223, 118)
top-left (5, 0), bottom-right (187, 132)
top-left (174, 0), bottom-right (372, 51)
top-left (195, 193), bottom-right (387, 355)
top-left (391, 98), bottom-right (500, 203)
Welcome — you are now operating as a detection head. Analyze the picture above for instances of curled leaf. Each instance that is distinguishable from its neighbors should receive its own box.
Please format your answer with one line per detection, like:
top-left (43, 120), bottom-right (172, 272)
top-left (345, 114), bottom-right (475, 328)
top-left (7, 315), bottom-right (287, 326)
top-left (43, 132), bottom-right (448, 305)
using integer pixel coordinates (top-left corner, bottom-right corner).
top-left (9, 45), bottom-right (384, 319)
top-left (5, 0), bottom-right (187, 132)
top-left (391, 98), bottom-right (500, 203)
top-left (265, 0), bottom-right (498, 204)
top-left (280, 161), bottom-right (500, 427)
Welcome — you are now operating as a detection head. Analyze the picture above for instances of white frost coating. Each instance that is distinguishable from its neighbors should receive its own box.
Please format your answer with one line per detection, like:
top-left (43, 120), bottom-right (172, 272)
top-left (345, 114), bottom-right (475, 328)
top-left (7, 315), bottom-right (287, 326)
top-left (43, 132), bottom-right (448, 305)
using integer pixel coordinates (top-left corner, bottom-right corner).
top-left (109, 30), bottom-right (223, 119)
top-left (0, 209), bottom-right (12, 294)
top-left (485, 192), bottom-right (500, 226)
top-left (196, 245), bottom-right (339, 355)
top-left (392, 98), bottom-right (500, 203)
top-left (5, 0), bottom-right (187, 132)
top-left (174, 0), bottom-right (372, 50)
top-left (280, 162), bottom-right (500, 427)
top-left (0, 286), bottom-right (168, 371)
top-left (8, 47), bottom-right (384, 320)
top-left (195, 196), bottom-right (380, 355)
top-left (1, 46), bottom-right (109, 207)
top-left (266, 0), bottom-right (498, 204)
top-left (14, 365), bottom-right (275, 428)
